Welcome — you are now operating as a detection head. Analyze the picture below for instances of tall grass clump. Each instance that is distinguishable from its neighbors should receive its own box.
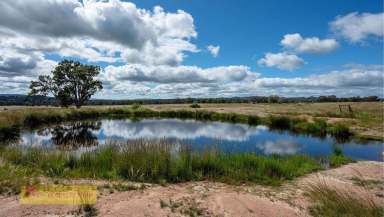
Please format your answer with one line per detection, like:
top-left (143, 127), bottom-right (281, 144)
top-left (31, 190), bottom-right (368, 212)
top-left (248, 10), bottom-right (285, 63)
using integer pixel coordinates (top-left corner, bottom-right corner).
top-left (327, 124), bottom-right (352, 138)
top-left (329, 146), bottom-right (353, 168)
top-left (0, 140), bottom-right (321, 186)
top-left (0, 161), bottom-right (38, 195)
top-left (190, 103), bottom-right (201, 108)
top-left (292, 119), bottom-right (328, 137)
top-left (268, 116), bottom-right (292, 129)
top-left (0, 125), bottom-right (20, 142)
top-left (307, 181), bottom-right (383, 217)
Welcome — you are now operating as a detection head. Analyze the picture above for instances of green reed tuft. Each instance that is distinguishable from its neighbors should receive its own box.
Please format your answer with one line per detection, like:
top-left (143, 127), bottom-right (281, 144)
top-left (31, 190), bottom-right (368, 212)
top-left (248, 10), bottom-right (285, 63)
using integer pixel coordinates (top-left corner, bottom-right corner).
top-left (0, 140), bottom-right (324, 186)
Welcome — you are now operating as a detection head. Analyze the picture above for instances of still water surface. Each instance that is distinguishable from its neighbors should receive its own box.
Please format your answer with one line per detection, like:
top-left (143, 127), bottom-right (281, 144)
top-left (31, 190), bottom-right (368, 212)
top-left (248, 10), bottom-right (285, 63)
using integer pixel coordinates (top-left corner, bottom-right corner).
top-left (18, 118), bottom-right (383, 161)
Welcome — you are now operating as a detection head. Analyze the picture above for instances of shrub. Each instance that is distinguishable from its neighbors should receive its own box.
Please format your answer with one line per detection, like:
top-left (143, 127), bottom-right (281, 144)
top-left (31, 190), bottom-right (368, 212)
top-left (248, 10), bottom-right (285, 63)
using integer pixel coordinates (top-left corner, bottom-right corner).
top-left (190, 103), bottom-right (201, 108)
top-left (269, 116), bottom-right (291, 129)
top-left (329, 146), bottom-right (353, 168)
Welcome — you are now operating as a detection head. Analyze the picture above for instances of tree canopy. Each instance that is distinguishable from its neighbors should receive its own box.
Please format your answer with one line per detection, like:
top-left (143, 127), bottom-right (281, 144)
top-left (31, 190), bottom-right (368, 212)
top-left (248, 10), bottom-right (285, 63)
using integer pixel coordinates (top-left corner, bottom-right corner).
top-left (29, 60), bottom-right (103, 108)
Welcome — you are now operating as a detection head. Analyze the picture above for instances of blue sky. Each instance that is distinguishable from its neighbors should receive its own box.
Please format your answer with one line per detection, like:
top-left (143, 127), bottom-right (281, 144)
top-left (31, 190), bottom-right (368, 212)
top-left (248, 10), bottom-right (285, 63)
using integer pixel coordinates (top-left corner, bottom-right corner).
top-left (130, 0), bottom-right (382, 77)
top-left (0, 0), bottom-right (382, 98)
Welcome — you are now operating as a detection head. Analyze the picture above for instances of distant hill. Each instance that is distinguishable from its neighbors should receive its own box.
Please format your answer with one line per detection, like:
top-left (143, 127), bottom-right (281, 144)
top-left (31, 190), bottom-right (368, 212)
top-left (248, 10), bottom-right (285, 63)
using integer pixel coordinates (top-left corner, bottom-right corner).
top-left (0, 94), bottom-right (380, 106)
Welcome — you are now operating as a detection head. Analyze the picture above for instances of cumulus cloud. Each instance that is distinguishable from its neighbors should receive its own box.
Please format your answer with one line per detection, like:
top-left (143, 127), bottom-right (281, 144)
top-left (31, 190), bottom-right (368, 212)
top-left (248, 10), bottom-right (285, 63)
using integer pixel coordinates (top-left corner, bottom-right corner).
top-left (253, 64), bottom-right (384, 96)
top-left (0, 0), bottom-right (198, 66)
top-left (257, 52), bottom-right (305, 71)
top-left (281, 33), bottom-right (339, 54)
top-left (207, 45), bottom-right (220, 57)
top-left (0, 48), bottom-right (56, 77)
top-left (103, 64), bottom-right (258, 83)
top-left (330, 12), bottom-right (384, 43)
top-left (96, 64), bottom-right (383, 99)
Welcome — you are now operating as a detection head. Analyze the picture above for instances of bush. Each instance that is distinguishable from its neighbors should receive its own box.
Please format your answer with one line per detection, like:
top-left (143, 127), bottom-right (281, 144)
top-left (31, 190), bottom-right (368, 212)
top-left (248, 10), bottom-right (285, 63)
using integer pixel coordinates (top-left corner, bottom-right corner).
top-left (190, 103), bottom-right (201, 108)
top-left (329, 146), bottom-right (353, 168)
top-left (327, 124), bottom-right (352, 138)
top-left (269, 116), bottom-right (291, 129)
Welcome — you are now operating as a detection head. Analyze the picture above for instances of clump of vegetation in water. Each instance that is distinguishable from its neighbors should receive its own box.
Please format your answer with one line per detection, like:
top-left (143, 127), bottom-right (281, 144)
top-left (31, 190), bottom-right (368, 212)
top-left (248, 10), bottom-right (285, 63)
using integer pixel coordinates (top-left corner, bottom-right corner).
top-left (329, 146), bottom-right (353, 168)
top-left (0, 140), bottom-right (322, 186)
top-left (0, 124), bottom-right (20, 143)
top-left (327, 124), bottom-right (352, 138)
top-left (307, 181), bottom-right (383, 217)
top-left (268, 116), bottom-right (292, 130)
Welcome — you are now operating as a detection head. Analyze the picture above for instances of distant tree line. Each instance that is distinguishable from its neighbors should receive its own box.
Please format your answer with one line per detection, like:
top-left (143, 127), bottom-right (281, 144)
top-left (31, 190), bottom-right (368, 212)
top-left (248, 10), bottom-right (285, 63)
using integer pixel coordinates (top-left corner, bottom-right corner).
top-left (0, 94), bottom-right (381, 106)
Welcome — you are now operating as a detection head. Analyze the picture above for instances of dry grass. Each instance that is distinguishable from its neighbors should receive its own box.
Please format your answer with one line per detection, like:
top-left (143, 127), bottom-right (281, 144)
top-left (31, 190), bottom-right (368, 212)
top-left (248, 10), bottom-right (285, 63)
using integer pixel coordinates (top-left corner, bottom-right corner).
top-left (307, 180), bottom-right (383, 217)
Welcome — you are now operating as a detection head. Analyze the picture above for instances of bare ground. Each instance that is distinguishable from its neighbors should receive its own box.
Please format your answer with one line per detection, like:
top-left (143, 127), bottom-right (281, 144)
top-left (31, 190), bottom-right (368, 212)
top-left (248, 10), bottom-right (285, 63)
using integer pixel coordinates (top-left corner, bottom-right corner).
top-left (0, 161), bottom-right (383, 217)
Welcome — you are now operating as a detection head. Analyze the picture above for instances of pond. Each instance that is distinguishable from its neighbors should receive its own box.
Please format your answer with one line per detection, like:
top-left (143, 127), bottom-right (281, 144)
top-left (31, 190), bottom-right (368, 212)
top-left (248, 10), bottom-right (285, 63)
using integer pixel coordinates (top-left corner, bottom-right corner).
top-left (15, 118), bottom-right (383, 161)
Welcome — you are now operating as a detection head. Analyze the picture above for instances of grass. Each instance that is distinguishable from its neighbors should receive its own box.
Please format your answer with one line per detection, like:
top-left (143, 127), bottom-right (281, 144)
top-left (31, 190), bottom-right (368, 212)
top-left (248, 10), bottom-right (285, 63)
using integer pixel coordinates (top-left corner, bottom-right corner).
top-left (160, 197), bottom-right (208, 217)
top-left (0, 161), bottom-right (39, 195)
top-left (307, 181), bottom-right (383, 217)
top-left (329, 146), bottom-right (353, 168)
top-left (190, 103), bottom-right (201, 108)
top-left (0, 140), bottom-right (324, 186)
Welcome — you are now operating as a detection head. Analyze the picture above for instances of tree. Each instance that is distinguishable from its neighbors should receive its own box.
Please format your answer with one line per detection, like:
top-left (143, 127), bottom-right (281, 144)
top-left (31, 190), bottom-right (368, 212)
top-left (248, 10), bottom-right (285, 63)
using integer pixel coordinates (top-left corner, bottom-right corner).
top-left (29, 60), bottom-right (103, 108)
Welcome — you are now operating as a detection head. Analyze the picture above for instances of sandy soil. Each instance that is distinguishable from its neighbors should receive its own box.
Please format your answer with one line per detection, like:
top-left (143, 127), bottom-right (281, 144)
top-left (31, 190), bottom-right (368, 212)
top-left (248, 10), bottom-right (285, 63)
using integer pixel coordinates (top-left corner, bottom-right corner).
top-left (0, 161), bottom-right (383, 217)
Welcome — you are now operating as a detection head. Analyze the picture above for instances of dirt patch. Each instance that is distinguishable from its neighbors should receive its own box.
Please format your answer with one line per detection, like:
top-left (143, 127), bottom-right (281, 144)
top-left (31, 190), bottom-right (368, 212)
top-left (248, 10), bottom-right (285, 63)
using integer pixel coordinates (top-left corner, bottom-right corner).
top-left (0, 161), bottom-right (382, 217)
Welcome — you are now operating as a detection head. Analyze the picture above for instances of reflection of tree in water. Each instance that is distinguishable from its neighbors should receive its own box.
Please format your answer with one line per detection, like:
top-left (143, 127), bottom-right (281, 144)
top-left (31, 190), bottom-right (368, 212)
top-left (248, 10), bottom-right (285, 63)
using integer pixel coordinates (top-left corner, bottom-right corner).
top-left (37, 121), bottom-right (101, 148)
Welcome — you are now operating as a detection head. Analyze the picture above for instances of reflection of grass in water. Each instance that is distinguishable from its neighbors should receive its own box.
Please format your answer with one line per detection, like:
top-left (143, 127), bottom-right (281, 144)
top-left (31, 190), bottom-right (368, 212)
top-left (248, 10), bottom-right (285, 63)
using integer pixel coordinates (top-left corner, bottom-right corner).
top-left (307, 180), bottom-right (383, 217)
top-left (0, 140), bottom-right (351, 186)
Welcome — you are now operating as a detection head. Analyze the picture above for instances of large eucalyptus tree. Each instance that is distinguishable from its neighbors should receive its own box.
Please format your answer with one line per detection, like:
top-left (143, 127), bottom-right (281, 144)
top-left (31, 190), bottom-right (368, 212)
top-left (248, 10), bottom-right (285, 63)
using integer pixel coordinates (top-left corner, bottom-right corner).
top-left (29, 60), bottom-right (103, 108)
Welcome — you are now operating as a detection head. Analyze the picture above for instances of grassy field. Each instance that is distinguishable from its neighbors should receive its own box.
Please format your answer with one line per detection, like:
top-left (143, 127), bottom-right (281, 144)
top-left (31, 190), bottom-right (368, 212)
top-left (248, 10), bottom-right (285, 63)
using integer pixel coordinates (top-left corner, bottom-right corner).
top-left (145, 102), bottom-right (384, 140)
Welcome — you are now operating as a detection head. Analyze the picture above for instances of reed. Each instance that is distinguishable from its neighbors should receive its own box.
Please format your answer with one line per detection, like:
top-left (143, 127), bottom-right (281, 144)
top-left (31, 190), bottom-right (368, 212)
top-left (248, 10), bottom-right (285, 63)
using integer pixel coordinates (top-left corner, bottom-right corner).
top-left (0, 140), bottom-right (322, 186)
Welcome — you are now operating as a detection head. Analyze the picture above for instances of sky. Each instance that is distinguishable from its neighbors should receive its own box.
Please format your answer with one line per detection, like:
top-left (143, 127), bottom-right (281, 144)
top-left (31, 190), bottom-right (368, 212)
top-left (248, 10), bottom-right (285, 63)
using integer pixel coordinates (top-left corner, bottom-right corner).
top-left (0, 0), bottom-right (383, 99)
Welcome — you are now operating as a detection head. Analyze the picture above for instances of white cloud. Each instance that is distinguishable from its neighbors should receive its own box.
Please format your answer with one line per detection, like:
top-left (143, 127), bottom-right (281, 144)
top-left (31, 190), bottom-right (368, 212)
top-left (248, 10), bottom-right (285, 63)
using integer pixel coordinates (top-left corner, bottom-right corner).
top-left (0, 0), bottom-right (198, 66)
top-left (281, 33), bottom-right (339, 54)
top-left (207, 45), bottom-right (220, 57)
top-left (96, 64), bottom-right (383, 99)
top-left (254, 64), bottom-right (384, 96)
top-left (257, 52), bottom-right (305, 71)
top-left (103, 64), bottom-right (258, 83)
top-left (330, 12), bottom-right (384, 43)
